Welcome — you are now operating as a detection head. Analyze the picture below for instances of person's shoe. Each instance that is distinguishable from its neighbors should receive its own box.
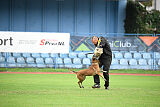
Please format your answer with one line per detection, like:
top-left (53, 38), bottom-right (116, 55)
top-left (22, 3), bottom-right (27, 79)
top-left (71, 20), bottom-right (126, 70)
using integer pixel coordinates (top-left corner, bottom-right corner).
top-left (92, 84), bottom-right (100, 88)
top-left (105, 87), bottom-right (109, 90)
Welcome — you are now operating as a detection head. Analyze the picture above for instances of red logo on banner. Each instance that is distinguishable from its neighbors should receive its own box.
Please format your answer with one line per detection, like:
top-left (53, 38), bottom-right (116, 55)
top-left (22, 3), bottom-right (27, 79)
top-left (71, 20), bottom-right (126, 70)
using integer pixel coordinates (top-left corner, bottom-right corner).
top-left (40, 39), bottom-right (45, 45)
top-left (139, 36), bottom-right (158, 46)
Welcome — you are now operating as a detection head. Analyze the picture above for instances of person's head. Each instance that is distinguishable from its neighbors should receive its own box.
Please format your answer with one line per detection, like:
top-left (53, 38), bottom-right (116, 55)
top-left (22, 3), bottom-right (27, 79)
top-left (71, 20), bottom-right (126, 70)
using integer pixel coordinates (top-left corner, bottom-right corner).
top-left (91, 36), bottom-right (98, 45)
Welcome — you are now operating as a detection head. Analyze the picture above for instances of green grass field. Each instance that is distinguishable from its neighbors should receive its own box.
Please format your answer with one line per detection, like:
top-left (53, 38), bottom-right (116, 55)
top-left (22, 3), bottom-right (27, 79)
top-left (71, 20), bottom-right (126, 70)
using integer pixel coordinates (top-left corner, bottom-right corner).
top-left (1, 68), bottom-right (160, 74)
top-left (0, 72), bottom-right (160, 107)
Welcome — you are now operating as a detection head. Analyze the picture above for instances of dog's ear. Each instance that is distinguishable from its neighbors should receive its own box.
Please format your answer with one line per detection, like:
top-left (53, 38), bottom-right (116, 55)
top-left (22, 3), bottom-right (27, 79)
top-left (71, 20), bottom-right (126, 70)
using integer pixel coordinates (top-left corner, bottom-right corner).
top-left (92, 55), bottom-right (97, 59)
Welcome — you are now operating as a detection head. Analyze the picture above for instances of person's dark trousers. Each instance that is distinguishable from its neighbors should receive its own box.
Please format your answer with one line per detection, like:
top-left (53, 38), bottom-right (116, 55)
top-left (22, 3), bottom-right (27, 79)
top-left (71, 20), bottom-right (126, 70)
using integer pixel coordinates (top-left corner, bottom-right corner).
top-left (93, 56), bottom-right (112, 88)
top-left (93, 74), bottom-right (100, 85)
top-left (103, 71), bottom-right (109, 88)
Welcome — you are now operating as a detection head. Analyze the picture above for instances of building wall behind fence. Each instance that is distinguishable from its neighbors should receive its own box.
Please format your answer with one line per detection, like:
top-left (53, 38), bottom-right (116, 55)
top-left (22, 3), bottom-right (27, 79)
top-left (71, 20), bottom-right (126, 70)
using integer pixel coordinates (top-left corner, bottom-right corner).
top-left (0, 0), bottom-right (126, 34)
top-left (0, 0), bottom-right (159, 70)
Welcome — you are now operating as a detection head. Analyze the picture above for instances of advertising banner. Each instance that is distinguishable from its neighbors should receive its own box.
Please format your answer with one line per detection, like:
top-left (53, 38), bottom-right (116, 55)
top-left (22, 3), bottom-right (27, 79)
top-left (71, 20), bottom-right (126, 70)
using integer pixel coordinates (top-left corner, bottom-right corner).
top-left (0, 32), bottom-right (70, 53)
top-left (70, 36), bottom-right (160, 52)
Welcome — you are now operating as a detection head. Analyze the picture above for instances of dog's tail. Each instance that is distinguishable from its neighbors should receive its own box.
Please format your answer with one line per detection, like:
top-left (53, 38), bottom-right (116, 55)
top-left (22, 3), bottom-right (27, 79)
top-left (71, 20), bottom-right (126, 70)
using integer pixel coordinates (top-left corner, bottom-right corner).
top-left (68, 69), bottom-right (77, 74)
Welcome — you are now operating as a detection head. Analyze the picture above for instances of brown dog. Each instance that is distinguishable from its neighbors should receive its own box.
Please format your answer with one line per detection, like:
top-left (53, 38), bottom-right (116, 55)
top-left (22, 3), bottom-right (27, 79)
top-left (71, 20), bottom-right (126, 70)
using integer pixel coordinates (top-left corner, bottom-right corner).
top-left (69, 56), bottom-right (106, 88)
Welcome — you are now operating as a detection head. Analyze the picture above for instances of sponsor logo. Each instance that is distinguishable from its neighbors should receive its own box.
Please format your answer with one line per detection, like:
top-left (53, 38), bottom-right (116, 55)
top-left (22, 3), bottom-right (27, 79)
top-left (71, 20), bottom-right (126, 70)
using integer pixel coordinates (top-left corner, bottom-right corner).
top-left (0, 37), bottom-right (13, 46)
top-left (40, 39), bottom-right (64, 46)
top-left (109, 41), bottom-right (137, 48)
top-left (19, 40), bottom-right (37, 44)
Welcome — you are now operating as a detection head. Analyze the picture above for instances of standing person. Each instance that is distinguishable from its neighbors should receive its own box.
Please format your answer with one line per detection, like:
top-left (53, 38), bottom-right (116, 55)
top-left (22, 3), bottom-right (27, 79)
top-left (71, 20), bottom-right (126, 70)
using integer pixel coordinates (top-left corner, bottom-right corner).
top-left (91, 36), bottom-right (112, 90)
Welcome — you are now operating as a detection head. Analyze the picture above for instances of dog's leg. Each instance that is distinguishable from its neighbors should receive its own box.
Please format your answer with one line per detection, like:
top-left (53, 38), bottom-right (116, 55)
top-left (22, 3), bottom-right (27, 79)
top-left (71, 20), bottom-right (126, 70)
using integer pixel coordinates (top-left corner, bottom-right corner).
top-left (77, 74), bottom-right (85, 88)
top-left (78, 81), bottom-right (82, 88)
top-left (81, 82), bottom-right (84, 88)
top-left (97, 73), bottom-right (107, 81)
top-left (78, 81), bottom-right (85, 88)
top-left (81, 76), bottom-right (85, 88)
top-left (96, 67), bottom-right (107, 81)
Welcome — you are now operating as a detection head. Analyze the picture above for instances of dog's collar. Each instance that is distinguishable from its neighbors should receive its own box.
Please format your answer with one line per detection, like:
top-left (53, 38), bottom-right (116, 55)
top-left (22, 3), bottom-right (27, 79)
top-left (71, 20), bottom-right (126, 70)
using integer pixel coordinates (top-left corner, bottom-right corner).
top-left (92, 62), bottom-right (98, 64)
